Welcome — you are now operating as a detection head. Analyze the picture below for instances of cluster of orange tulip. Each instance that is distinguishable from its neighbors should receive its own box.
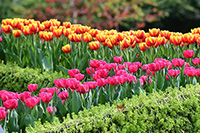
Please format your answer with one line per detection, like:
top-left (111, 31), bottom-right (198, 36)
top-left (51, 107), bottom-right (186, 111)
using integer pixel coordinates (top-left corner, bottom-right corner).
top-left (1, 18), bottom-right (200, 53)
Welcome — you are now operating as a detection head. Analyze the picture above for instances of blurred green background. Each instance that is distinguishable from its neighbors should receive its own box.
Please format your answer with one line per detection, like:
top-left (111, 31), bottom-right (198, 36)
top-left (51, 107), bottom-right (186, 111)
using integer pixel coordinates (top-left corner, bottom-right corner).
top-left (0, 0), bottom-right (200, 32)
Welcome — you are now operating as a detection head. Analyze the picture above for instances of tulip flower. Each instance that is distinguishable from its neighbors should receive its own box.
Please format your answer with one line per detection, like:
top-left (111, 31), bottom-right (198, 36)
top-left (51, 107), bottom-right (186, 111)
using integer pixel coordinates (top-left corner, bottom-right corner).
top-left (168, 70), bottom-right (180, 77)
top-left (97, 78), bottom-right (107, 87)
top-left (121, 39), bottom-right (131, 49)
top-left (0, 36), bottom-right (2, 43)
top-left (107, 76), bottom-right (119, 85)
top-left (74, 73), bottom-right (85, 81)
top-left (183, 50), bottom-right (194, 59)
top-left (86, 67), bottom-right (95, 75)
top-left (44, 32), bottom-right (54, 41)
top-left (2, 24), bottom-right (12, 34)
top-left (3, 99), bottom-right (18, 110)
top-left (89, 41), bottom-right (100, 50)
top-left (160, 30), bottom-right (171, 39)
top-left (149, 28), bottom-right (160, 37)
top-left (53, 29), bottom-right (62, 37)
top-left (145, 37), bottom-right (157, 47)
top-left (63, 22), bottom-right (71, 28)
top-left (77, 84), bottom-right (89, 94)
top-left (105, 63), bottom-right (117, 71)
top-left (138, 42), bottom-right (146, 51)
top-left (184, 67), bottom-right (196, 77)
top-left (89, 60), bottom-right (100, 68)
top-left (46, 106), bottom-right (56, 115)
top-left (128, 65), bottom-right (138, 74)
top-left (58, 91), bottom-right (69, 100)
top-left (171, 59), bottom-right (185, 67)
top-left (68, 78), bottom-right (80, 90)
top-left (195, 69), bottom-right (200, 77)
top-left (89, 29), bottom-right (99, 37)
top-left (135, 30), bottom-right (145, 39)
top-left (25, 97), bottom-right (40, 108)
top-left (83, 33), bottom-right (93, 43)
top-left (125, 74), bottom-right (137, 83)
top-left (192, 58), bottom-right (200, 66)
top-left (22, 26), bottom-right (30, 36)
top-left (170, 36), bottom-right (183, 46)
top-left (63, 28), bottom-right (74, 37)
top-left (39, 92), bottom-right (52, 103)
top-left (19, 91), bottom-right (31, 102)
top-left (62, 44), bottom-right (71, 53)
top-left (68, 69), bottom-right (80, 78)
top-left (113, 56), bottom-right (123, 63)
top-left (96, 34), bottom-right (106, 42)
top-left (96, 69), bottom-right (109, 78)
top-left (12, 30), bottom-right (21, 38)
top-left (0, 109), bottom-right (8, 120)
top-left (27, 84), bottom-right (38, 92)
top-left (84, 81), bottom-right (98, 89)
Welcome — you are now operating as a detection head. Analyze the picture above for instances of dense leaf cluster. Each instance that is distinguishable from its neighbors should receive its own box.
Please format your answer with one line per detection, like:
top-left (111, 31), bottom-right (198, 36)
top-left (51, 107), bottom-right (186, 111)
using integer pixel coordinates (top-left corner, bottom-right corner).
top-left (0, 62), bottom-right (67, 93)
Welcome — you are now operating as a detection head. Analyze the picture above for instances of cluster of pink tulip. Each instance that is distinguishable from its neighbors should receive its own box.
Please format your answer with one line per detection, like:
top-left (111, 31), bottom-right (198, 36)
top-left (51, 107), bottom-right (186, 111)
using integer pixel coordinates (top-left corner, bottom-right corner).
top-left (0, 49), bottom-right (199, 122)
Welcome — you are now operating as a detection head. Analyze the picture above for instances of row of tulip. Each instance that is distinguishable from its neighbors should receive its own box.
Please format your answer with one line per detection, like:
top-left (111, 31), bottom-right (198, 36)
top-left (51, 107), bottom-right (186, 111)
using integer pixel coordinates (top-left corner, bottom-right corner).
top-left (0, 18), bottom-right (200, 73)
top-left (0, 54), bottom-right (200, 132)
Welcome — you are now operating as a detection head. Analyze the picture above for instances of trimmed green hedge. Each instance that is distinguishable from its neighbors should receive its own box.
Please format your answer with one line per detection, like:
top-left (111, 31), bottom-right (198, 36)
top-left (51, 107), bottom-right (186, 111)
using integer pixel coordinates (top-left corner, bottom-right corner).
top-left (0, 62), bottom-right (67, 93)
top-left (26, 84), bottom-right (200, 132)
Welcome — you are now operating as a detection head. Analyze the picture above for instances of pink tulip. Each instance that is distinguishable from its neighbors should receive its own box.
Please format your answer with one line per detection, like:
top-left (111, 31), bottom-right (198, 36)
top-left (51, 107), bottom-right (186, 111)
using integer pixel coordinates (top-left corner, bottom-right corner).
top-left (27, 84), bottom-right (38, 92)
top-left (77, 84), bottom-right (89, 94)
top-left (39, 92), bottom-right (52, 103)
top-left (68, 69), bottom-right (80, 78)
top-left (113, 56), bottom-right (123, 63)
top-left (58, 91), bottom-right (69, 100)
top-left (183, 50), bottom-right (194, 59)
top-left (97, 78), bottom-right (107, 87)
top-left (46, 106), bottom-right (56, 115)
top-left (89, 60), bottom-right (100, 68)
top-left (74, 73), bottom-right (85, 81)
top-left (3, 99), bottom-right (18, 110)
top-left (19, 91), bottom-right (31, 102)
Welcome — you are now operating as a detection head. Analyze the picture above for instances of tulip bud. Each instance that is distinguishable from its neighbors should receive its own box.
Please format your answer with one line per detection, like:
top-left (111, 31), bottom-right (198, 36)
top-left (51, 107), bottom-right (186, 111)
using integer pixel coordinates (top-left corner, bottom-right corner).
top-left (62, 44), bottom-right (71, 53)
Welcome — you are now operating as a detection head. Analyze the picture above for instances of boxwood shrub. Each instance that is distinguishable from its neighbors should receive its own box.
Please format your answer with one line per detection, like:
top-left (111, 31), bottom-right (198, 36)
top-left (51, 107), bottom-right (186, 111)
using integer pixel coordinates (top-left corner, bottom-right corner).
top-left (0, 62), bottom-right (67, 93)
top-left (26, 84), bottom-right (200, 132)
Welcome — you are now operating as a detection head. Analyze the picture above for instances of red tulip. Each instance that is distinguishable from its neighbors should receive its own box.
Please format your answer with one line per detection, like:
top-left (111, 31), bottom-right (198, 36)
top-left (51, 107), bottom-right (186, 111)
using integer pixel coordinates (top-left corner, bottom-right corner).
top-left (89, 60), bottom-right (100, 68)
top-left (0, 36), bottom-right (2, 43)
top-left (68, 69), bottom-right (80, 78)
top-left (168, 70), bottom-right (180, 77)
top-left (68, 78), bottom-right (80, 90)
top-left (107, 76), bottom-right (119, 85)
top-left (86, 67), bottom-right (95, 75)
top-left (27, 84), bottom-right (38, 92)
top-left (25, 97), bottom-right (40, 108)
top-left (125, 74), bottom-right (137, 83)
top-left (184, 67), bottom-right (196, 77)
top-left (195, 69), bottom-right (200, 77)
top-left (113, 56), bottom-right (123, 63)
top-left (192, 58), bottom-right (200, 66)
top-left (58, 91), bottom-right (69, 100)
top-left (128, 65), bottom-right (138, 74)
top-left (183, 50), bottom-right (194, 59)
top-left (84, 81), bottom-right (98, 89)
top-left (74, 73), bottom-right (85, 81)
top-left (46, 106), bottom-right (56, 115)
top-left (77, 84), bottom-right (89, 94)
top-left (96, 69), bottom-right (109, 79)
top-left (97, 78), bottom-right (107, 87)
top-left (19, 91), bottom-right (31, 102)
top-left (3, 99), bottom-right (18, 109)
top-left (148, 63), bottom-right (160, 72)
top-left (171, 59), bottom-right (185, 67)
top-left (0, 109), bottom-right (8, 120)
top-left (39, 92), bottom-right (52, 103)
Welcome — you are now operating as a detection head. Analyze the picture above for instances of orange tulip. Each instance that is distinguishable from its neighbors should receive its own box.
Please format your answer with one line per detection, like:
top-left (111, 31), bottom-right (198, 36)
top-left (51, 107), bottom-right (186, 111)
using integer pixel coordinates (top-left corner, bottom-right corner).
top-left (17, 23), bottom-right (24, 30)
top-left (39, 31), bottom-right (47, 40)
top-left (53, 29), bottom-right (62, 37)
top-left (117, 33), bottom-right (125, 41)
top-left (39, 24), bottom-right (46, 31)
top-left (2, 19), bottom-right (12, 25)
top-left (68, 34), bottom-right (82, 42)
top-left (89, 41), bottom-right (100, 50)
top-left (191, 28), bottom-right (200, 35)
top-left (138, 42), bottom-right (147, 51)
top-left (96, 34), bottom-right (106, 43)
top-left (89, 29), bottom-right (99, 37)
top-left (62, 44), bottom-right (71, 53)
top-left (170, 35), bottom-right (183, 46)
top-left (42, 21), bottom-right (52, 29)
top-left (160, 30), bottom-right (171, 39)
top-left (49, 26), bottom-right (58, 32)
top-left (63, 22), bottom-right (71, 28)
top-left (63, 28), bottom-right (74, 37)
top-left (44, 32), bottom-right (54, 41)
top-left (154, 37), bottom-right (166, 47)
top-left (13, 30), bottom-right (21, 38)
top-left (145, 37), bottom-right (157, 47)
top-left (22, 26), bottom-right (30, 36)
top-left (196, 36), bottom-right (200, 46)
top-left (10, 19), bottom-right (19, 28)
top-left (51, 20), bottom-right (60, 27)
top-left (183, 33), bottom-right (196, 45)
top-left (29, 23), bottom-right (38, 34)
top-left (120, 39), bottom-right (131, 49)
top-left (1, 25), bottom-right (12, 34)
top-left (105, 39), bottom-right (113, 49)
top-left (149, 28), bottom-right (160, 37)
top-left (76, 26), bottom-right (90, 34)
top-left (135, 30), bottom-right (145, 39)
top-left (83, 33), bottom-right (93, 43)
top-left (131, 41), bottom-right (137, 48)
